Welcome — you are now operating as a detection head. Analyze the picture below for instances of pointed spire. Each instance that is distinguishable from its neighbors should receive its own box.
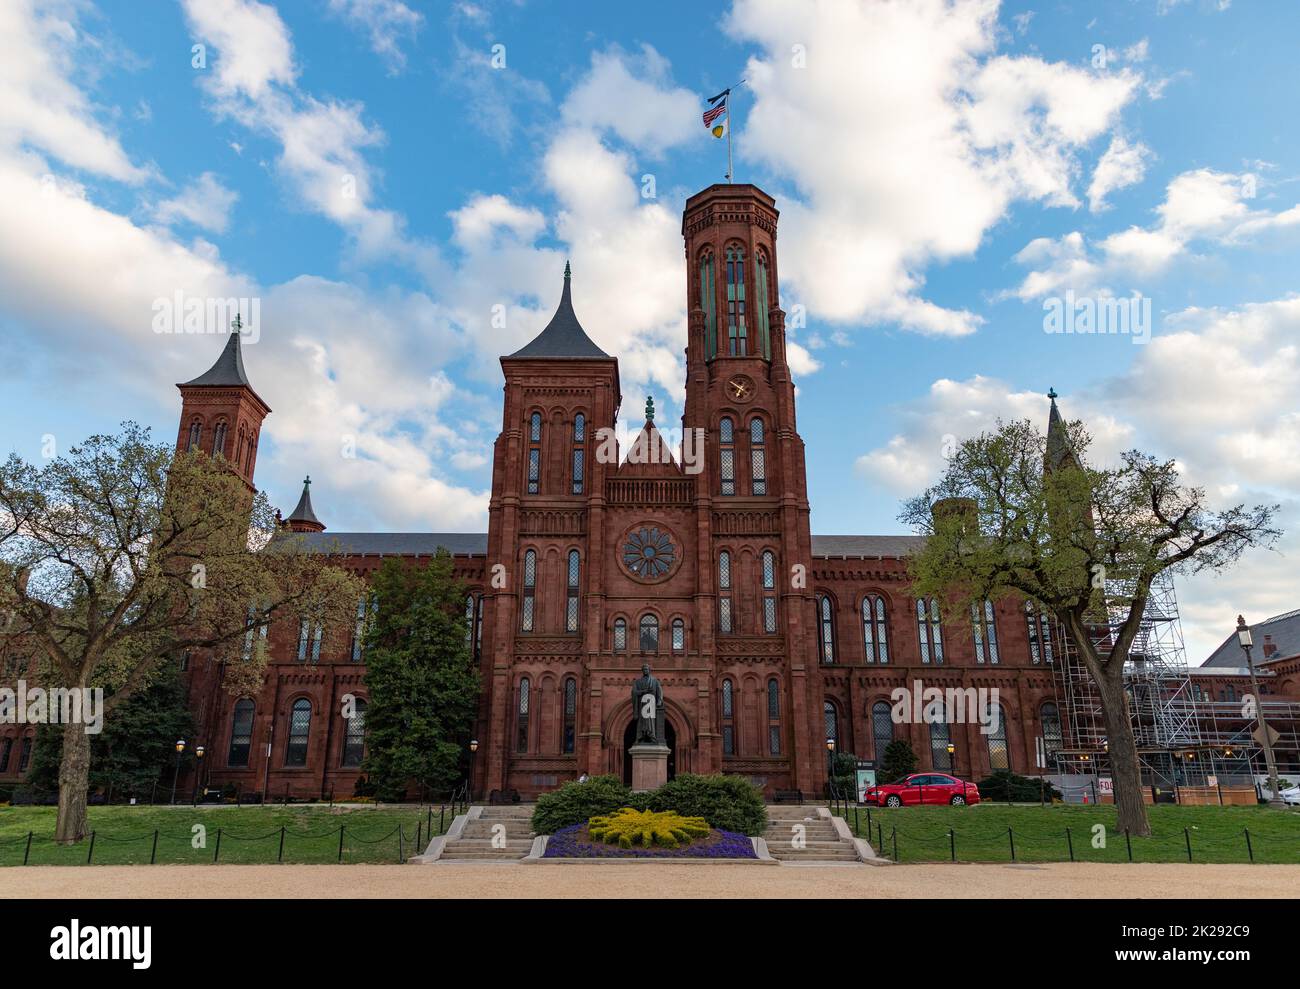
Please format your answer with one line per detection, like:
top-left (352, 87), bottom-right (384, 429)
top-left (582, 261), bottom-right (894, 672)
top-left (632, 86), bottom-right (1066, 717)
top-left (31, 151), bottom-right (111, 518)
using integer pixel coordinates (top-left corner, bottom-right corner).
top-left (507, 263), bottom-right (610, 359)
top-left (183, 322), bottom-right (253, 388)
top-left (1045, 387), bottom-right (1074, 472)
top-left (645, 395), bottom-right (655, 424)
top-left (285, 475), bottom-right (325, 532)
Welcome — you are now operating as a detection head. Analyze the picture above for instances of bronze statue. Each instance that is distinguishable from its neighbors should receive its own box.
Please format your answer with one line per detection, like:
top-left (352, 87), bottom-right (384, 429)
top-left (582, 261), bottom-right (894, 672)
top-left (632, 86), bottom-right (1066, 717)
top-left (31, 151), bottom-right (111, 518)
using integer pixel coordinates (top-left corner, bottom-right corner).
top-left (631, 663), bottom-right (664, 745)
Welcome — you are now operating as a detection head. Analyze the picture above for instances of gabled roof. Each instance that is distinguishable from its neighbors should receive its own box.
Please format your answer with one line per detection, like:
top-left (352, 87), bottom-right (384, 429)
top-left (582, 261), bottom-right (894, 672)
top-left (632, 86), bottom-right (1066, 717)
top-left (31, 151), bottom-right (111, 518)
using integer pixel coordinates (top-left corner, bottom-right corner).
top-left (182, 330), bottom-right (252, 388)
top-left (810, 535), bottom-right (927, 558)
top-left (1202, 609), bottom-right (1300, 667)
top-left (507, 263), bottom-right (610, 360)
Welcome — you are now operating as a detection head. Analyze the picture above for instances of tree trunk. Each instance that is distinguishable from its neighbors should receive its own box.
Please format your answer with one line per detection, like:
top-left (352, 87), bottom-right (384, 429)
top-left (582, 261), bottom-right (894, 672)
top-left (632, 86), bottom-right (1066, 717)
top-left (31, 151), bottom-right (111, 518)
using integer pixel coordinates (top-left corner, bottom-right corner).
top-left (1095, 672), bottom-right (1151, 837)
top-left (55, 722), bottom-right (91, 844)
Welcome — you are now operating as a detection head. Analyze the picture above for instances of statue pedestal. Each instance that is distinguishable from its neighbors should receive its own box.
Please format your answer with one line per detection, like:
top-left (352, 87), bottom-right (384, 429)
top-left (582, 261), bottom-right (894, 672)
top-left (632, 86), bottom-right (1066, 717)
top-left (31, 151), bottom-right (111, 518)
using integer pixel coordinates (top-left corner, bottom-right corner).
top-left (629, 743), bottom-right (670, 793)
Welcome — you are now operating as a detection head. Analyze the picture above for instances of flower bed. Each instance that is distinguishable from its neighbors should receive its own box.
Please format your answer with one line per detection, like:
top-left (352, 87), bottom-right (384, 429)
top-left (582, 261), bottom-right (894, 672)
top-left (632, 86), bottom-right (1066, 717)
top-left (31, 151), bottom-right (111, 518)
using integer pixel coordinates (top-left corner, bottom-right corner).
top-left (542, 822), bottom-right (757, 859)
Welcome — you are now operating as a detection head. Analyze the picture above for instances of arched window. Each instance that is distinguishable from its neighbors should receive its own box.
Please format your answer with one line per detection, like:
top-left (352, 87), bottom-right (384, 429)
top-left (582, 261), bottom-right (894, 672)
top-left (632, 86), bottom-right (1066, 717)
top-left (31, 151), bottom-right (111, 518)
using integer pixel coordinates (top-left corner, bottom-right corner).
top-left (816, 594), bottom-right (835, 664)
top-left (929, 716), bottom-right (952, 771)
top-left (516, 678), bottom-right (530, 753)
top-left (862, 594), bottom-right (889, 663)
top-left (297, 618), bottom-right (323, 664)
top-left (242, 603), bottom-right (267, 662)
top-left (464, 594), bottom-right (477, 652)
top-left (285, 699), bottom-right (311, 767)
top-left (566, 550), bottom-right (581, 632)
top-left (754, 247), bottom-right (772, 359)
top-left (917, 598), bottom-right (943, 664)
top-left (767, 678), bottom-right (781, 756)
top-left (725, 245), bottom-right (747, 355)
top-left (671, 618), bottom-right (685, 651)
top-left (521, 550), bottom-right (536, 632)
top-left (352, 594), bottom-right (374, 663)
top-left (244, 431), bottom-right (256, 471)
top-left (563, 677), bottom-right (577, 754)
top-left (719, 417), bottom-right (735, 496)
top-left (572, 413), bottom-right (586, 495)
top-left (639, 614), bottom-right (659, 652)
top-left (1041, 702), bottom-right (1063, 762)
top-left (527, 411), bottom-right (542, 494)
top-left (821, 696), bottom-right (842, 753)
top-left (987, 704), bottom-right (1009, 771)
top-left (613, 617), bottom-right (627, 651)
top-left (227, 700), bottom-right (254, 766)
top-left (236, 429), bottom-right (246, 466)
top-left (749, 417), bottom-right (766, 495)
top-left (761, 550), bottom-right (777, 633)
top-left (212, 419), bottom-right (228, 458)
top-left (0, 737), bottom-right (11, 773)
top-left (699, 249), bottom-right (718, 360)
top-left (718, 551), bottom-right (733, 633)
top-left (871, 700), bottom-right (894, 762)
top-left (187, 419), bottom-right (202, 452)
top-left (342, 699), bottom-right (366, 767)
top-left (721, 678), bottom-right (735, 755)
top-left (18, 735), bottom-right (33, 773)
top-left (972, 599), bottom-right (999, 664)
top-left (1026, 602), bottom-right (1054, 664)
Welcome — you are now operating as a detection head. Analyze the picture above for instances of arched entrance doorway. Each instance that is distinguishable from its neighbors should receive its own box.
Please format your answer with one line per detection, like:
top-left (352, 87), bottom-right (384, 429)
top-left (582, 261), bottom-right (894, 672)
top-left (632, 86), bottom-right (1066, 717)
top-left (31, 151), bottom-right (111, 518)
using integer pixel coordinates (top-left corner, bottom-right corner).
top-left (622, 720), bottom-right (676, 786)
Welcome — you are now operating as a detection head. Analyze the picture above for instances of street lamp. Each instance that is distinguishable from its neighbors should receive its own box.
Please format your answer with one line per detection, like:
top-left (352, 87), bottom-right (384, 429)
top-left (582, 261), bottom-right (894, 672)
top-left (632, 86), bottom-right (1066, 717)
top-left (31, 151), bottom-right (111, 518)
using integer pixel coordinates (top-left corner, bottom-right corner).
top-left (170, 738), bottom-right (186, 805)
top-left (191, 745), bottom-right (206, 804)
top-left (1238, 615), bottom-right (1284, 807)
top-left (946, 741), bottom-right (956, 774)
top-left (468, 738), bottom-right (479, 801)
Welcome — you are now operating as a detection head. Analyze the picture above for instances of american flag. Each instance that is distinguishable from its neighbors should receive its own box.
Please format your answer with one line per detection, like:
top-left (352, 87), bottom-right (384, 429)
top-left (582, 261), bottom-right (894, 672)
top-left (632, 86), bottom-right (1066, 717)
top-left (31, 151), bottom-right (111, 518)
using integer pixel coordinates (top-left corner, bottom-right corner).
top-left (702, 90), bottom-right (729, 128)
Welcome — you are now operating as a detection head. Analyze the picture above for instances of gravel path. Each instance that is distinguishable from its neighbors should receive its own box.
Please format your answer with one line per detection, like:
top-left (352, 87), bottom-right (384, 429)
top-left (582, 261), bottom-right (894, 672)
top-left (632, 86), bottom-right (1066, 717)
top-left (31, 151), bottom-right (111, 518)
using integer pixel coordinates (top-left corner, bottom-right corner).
top-left (3, 862), bottom-right (1296, 898)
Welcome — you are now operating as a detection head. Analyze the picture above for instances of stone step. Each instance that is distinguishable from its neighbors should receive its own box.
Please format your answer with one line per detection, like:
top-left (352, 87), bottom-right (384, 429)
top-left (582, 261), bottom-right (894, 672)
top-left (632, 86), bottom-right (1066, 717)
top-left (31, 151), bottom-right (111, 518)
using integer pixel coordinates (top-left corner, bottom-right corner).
top-left (439, 850), bottom-right (532, 860)
top-left (460, 823), bottom-right (535, 838)
top-left (443, 838), bottom-right (534, 848)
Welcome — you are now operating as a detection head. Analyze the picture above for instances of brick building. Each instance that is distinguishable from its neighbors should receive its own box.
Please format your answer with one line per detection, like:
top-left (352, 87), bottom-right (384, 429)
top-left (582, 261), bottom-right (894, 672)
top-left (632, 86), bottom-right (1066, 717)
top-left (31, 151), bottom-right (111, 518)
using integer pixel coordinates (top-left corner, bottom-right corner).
top-left (5, 182), bottom-right (1298, 800)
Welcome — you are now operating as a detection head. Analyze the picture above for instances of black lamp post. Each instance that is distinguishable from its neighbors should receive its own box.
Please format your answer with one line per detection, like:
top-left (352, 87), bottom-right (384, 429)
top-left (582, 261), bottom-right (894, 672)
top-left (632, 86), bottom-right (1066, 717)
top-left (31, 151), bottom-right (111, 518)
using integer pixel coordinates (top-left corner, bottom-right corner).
top-left (170, 738), bottom-right (186, 805)
top-left (946, 741), bottom-right (956, 774)
top-left (468, 738), bottom-right (479, 800)
top-left (191, 745), bottom-right (205, 803)
top-left (825, 736), bottom-right (835, 794)
top-left (1237, 615), bottom-right (1283, 807)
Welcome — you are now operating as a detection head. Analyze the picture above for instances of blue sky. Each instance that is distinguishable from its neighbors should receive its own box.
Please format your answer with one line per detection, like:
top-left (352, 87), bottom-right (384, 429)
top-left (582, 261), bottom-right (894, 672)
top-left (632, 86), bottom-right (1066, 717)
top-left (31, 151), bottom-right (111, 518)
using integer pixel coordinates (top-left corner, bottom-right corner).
top-left (1, 0), bottom-right (1297, 663)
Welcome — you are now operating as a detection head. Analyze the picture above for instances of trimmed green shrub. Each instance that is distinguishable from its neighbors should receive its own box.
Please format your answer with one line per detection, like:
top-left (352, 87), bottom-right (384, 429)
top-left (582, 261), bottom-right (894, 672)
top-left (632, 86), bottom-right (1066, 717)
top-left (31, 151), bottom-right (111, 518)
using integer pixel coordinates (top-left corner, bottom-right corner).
top-left (878, 739), bottom-right (918, 784)
top-left (531, 775), bottom-right (632, 834)
top-left (641, 774), bottom-right (767, 836)
top-left (977, 770), bottom-right (1063, 803)
top-left (589, 808), bottom-right (710, 849)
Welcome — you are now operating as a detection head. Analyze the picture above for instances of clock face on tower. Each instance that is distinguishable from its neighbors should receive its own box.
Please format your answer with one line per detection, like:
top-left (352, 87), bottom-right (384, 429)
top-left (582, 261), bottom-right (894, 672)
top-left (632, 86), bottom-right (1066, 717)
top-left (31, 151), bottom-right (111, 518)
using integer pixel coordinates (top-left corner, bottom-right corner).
top-left (726, 374), bottom-right (755, 403)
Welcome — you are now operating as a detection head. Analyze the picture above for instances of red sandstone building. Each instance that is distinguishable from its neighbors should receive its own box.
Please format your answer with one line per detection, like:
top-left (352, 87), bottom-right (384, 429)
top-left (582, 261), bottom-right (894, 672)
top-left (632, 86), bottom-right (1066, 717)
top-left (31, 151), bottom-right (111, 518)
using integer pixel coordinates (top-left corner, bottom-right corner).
top-left (4, 183), bottom-right (1298, 800)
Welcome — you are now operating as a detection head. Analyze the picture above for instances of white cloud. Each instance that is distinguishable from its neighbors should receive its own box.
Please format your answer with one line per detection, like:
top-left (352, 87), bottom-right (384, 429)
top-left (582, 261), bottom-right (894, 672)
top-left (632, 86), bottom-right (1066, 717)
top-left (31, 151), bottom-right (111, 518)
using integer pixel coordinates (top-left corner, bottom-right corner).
top-left (1012, 168), bottom-right (1300, 299)
top-left (150, 172), bottom-right (239, 233)
top-left (725, 0), bottom-right (1141, 337)
top-left (0, 0), bottom-right (148, 183)
top-left (1087, 135), bottom-right (1151, 211)
top-left (562, 46), bottom-right (700, 155)
top-left (327, 0), bottom-right (423, 73)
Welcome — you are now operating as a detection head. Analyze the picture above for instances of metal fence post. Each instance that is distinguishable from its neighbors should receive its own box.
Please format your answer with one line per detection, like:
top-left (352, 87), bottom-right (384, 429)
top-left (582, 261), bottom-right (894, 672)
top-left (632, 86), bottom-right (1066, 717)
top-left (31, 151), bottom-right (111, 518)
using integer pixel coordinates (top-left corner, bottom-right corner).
top-left (891, 826), bottom-right (898, 863)
top-left (1065, 827), bottom-right (1074, 862)
top-left (338, 825), bottom-right (345, 863)
top-left (948, 828), bottom-right (956, 862)
top-left (150, 830), bottom-right (159, 864)
top-left (86, 831), bottom-right (96, 865)
top-left (278, 825), bottom-right (286, 863)
top-left (1007, 827), bottom-right (1016, 862)
top-left (214, 827), bottom-right (222, 864)
top-left (1124, 828), bottom-right (1132, 863)
top-left (24, 831), bottom-right (33, 866)
top-left (1244, 828), bottom-right (1253, 863)
top-left (1184, 827), bottom-right (1192, 862)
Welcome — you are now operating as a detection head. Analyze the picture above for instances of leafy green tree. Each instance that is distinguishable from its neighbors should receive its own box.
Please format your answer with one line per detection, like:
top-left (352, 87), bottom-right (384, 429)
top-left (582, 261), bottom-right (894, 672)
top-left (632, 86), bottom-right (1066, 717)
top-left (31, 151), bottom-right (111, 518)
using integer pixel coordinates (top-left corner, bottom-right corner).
top-left (901, 415), bottom-right (1277, 835)
top-left (27, 660), bottom-right (194, 798)
top-left (0, 423), bottom-right (366, 841)
top-left (878, 739), bottom-right (918, 784)
top-left (361, 551), bottom-right (479, 801)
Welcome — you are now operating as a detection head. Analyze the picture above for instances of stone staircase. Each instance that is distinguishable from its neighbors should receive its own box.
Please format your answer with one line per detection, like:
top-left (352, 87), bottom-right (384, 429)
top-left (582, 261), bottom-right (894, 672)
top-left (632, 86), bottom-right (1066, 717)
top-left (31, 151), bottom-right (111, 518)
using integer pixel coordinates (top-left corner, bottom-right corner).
top-left (762, 806), bottom-right (863, 864)
top-left (433, 805), bottom-right (536, 862)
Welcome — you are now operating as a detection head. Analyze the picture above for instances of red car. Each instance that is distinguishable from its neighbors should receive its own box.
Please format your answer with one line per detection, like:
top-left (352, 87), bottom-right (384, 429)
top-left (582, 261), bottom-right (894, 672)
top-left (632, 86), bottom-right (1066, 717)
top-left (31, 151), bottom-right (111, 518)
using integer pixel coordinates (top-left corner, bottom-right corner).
top-left (864, 773), bottom-right (981, 807)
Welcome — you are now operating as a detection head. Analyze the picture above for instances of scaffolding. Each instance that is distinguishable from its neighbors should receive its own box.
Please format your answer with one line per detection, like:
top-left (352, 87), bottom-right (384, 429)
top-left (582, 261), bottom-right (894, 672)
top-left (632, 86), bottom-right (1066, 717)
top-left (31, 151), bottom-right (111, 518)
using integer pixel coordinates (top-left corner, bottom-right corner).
top-left (1050, 571), bottom-right (1300, 791)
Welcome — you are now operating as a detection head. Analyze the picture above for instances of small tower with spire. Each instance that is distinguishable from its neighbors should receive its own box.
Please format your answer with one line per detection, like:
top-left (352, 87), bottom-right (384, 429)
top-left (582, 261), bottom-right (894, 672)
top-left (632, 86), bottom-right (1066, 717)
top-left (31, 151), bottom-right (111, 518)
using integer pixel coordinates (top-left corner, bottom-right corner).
top-left (284, 475), bottom-right (326, 533)
top-left (175, 315), bottom-right (271, 491)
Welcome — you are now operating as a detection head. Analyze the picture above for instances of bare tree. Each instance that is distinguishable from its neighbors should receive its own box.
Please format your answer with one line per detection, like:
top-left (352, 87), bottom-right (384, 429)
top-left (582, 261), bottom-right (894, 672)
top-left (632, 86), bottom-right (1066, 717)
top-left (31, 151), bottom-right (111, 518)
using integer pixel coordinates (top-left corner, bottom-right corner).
top-left (0, 423), bottom-right (365, 841)
top-left (901, 416), bottom-right (1278, 836)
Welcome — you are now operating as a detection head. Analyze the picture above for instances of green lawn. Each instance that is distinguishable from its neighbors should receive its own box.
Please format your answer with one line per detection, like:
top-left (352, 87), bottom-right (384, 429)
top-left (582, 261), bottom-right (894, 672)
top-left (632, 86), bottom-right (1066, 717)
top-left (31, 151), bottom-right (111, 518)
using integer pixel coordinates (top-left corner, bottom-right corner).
top-left (0, 804), bottom-right (450, 866)
top-left (838, 803), bottom-right (1300, 864)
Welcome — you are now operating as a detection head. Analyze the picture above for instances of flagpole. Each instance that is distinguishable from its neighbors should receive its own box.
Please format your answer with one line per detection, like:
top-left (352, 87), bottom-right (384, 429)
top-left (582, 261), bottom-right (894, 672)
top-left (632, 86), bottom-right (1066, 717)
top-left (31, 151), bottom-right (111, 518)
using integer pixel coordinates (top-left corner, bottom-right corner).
top-left (726, 86), bottom-right (735, 183)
